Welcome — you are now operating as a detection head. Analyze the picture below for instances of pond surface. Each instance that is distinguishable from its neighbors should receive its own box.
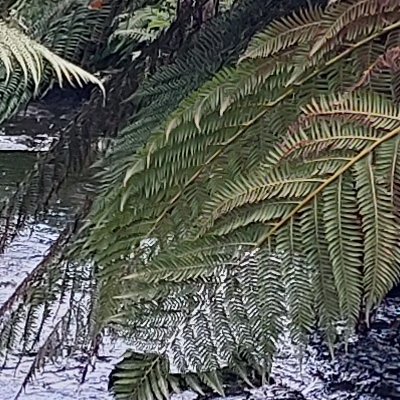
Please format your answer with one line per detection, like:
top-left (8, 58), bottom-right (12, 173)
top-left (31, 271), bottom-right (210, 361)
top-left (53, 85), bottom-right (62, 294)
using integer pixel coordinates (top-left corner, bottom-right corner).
top-left (0, 99), bottom-right (121, 399)
top-left (0, 98), bottom-right (400, 400)
top-left (0, 225), bottom-right (118, 399)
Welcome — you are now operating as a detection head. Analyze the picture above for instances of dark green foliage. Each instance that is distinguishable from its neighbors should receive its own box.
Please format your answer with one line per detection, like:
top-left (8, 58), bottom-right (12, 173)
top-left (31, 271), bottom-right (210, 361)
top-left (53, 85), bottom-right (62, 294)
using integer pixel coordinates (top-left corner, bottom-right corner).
top-left (109, 350), bottom-right (263, 400)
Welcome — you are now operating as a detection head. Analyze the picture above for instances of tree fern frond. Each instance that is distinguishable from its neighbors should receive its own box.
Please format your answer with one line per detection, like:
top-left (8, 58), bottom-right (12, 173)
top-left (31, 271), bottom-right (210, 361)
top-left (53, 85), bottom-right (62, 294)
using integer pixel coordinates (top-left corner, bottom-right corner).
top-left (209, 279), bottom-right (236, 364)
top-left (109, 350), bottom-right (252, 400)
top-left (276, 219), bottom-right (315, 343)
top-left (160, 59), bottom-right (293, 143)
top-left (122, 237), bottom-right (247, 284)
top-left (207, 200), bottom-right (296, 237)
top-left (300, 198), bottom-right (340, 336)
top-left (12, 1), bottom-right (400, 395)
top-left (310, 0), bottom-right (400, 58)
top-left (353, 154), bottom-right (399, 317)
top-left (255, 123), bottom-right (400, 245)
top-left (297, 92), bottom-right (400, 132)
top-left (321, 174), bottom-right (363, 325)
top-left (351, 44), bottom-right (400, 95)
top-left (198, 166), bottom-right (326, 233)
top-left (224, 271), bottom-right (258, 367)
top-left (270, 121), bottom-right (380, 166)
top-left (14, 310), bottom-right (73, 399)
top-left (0, 21), bottom-right (104, 95)
top-left (109, 352), bottom-right (172, 400)
top-left (256, 250), bottom-right (285, 373)
top-left (115, 6), bottom-right (400, 250)
top-left (240, 5), bottom-right (325, 60)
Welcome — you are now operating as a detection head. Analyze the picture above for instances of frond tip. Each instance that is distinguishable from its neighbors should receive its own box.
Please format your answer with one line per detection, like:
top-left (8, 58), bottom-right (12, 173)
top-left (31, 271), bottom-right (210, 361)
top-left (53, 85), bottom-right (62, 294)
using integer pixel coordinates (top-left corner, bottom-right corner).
top-left (0, 21), bottom-right (105, 97)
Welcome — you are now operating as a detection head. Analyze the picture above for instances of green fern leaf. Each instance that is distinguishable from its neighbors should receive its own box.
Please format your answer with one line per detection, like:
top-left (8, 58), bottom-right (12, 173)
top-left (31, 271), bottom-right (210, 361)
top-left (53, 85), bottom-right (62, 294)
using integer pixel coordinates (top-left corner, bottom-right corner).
top-left (241, 5), bottom-right (324, 60)
top-left (322, 174), bottom-right (363, 325)
top-left (353, 153), bottom-right (399, 318)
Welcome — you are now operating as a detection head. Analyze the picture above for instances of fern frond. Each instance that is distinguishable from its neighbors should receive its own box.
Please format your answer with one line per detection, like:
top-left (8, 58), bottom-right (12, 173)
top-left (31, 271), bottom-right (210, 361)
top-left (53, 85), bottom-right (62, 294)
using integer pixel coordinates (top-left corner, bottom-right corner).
top-left (11, 1), bottom-right (400, 396)
top-left (122, 237), bottom-right (248, 284)
top-left (109, 351), bottom-right (247, 400)
top-left (0, 21), bottom-right (104, 95)
top-left (255, 250), bottom-right (285, 373)
top-left (310, 0), bottom-right (400, 58)
top-left (14, 310), bottom-right (72, 399)
top-left (116, 8), bottom-right (400, 252)
top-left (241, 5), bottom-right (324, 60)
top-left (297, 92), bottom-right (400, 132)
top-left (321, 174), bottom-right (363, 324)
top-left (300, 199), bottom-right (340, 335)
top-left (353, 153), bottom-right (399, 316)
top-left (277, 219), bottom-right (315, 343)
top-left (109, 352), bottom-right (173, 400)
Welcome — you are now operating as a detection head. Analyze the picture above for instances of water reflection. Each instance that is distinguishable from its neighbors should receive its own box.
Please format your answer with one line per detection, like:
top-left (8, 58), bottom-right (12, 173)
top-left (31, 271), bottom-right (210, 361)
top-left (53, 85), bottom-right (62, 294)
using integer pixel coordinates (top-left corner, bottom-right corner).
top-left (0, 100), bottom-right (120, 399)
top-left (0, 152), bottom-right (37, 202)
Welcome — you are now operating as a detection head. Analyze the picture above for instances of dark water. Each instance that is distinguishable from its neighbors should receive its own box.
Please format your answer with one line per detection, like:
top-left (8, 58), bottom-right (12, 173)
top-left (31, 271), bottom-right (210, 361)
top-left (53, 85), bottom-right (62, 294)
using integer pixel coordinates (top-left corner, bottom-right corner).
top-left (1, 100), bottom-right (400, 399)
top-left (0, 100), bottom-right (122, 399)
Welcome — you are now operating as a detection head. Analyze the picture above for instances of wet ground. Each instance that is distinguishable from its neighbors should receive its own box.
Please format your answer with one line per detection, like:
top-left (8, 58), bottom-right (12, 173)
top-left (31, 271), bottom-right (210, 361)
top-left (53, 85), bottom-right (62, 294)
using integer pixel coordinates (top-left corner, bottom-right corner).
top-left (1, 97), bottom-right (400, 399)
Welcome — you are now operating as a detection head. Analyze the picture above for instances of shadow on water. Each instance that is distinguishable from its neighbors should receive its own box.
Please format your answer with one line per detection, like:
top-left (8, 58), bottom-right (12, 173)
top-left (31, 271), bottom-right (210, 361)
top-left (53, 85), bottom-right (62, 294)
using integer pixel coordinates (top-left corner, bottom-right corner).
top-left (0, 152), bottom-right (37, 201)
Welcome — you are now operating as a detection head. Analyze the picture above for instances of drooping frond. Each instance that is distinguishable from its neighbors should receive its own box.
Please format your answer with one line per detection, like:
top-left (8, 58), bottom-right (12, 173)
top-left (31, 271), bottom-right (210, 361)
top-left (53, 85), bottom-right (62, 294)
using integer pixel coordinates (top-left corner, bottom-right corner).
top-left (0, 0), bottom-right (269, 388)
top-left (76, 1), bottom-right (400, 375)
top-left (0, 205), bottom-right (94, 378)
top-left (78, 0), bottom-right (320, 332)
top-left (0, 0), bottom-right (159, 250)
top-left (0, 20), bottom-right (104, 95)
top-left (310, 0), bottom-right (400, 58)
top-left (0, 0), bottom-right (134, 124)
top-left (13, 310), bottom-right (73, 399)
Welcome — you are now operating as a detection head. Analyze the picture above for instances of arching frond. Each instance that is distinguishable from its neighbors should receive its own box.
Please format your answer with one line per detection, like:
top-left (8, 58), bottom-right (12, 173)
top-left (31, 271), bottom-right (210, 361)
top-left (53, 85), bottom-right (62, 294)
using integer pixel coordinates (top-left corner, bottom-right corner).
top-left (240, 4), bottom-right (325, 60)
top-left (77, 1), bottom-right (400, 372)
top-left (0, 21), bottom-right (104, 95)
